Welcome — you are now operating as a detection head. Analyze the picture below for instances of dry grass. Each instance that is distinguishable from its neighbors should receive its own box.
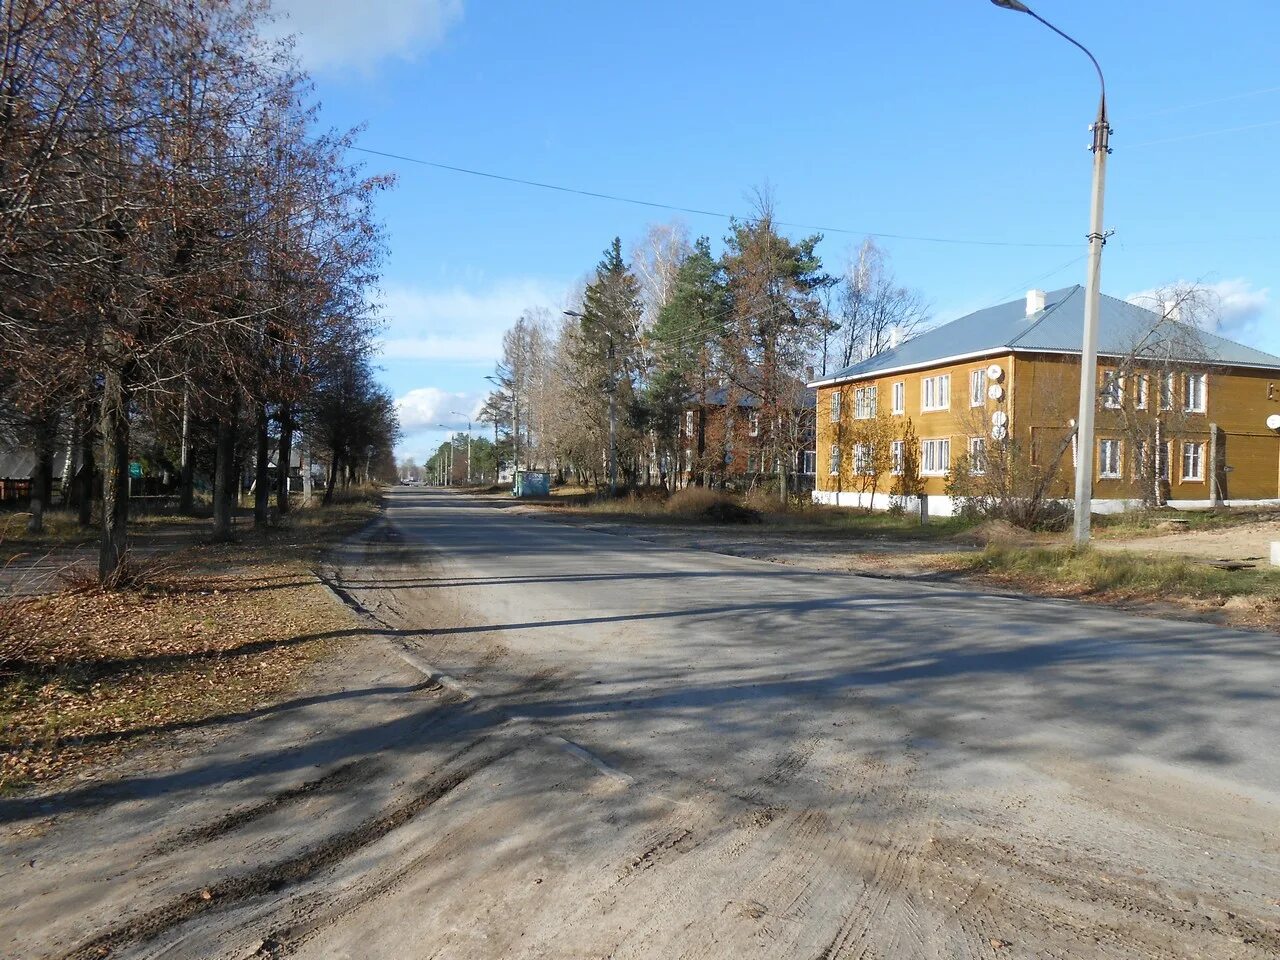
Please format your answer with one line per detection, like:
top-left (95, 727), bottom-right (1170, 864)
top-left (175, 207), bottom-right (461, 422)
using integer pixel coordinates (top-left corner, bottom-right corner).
top-left (0, 489), bottom-right (385, 794)
top-left (944, 544), bottom-right (1280, 623)
top-left (1093, 505), bottom-right (1280, 540)
top-left (0, 549), bottom-right (357, 793)
top-left (547, 488), bottom-right (973, 540)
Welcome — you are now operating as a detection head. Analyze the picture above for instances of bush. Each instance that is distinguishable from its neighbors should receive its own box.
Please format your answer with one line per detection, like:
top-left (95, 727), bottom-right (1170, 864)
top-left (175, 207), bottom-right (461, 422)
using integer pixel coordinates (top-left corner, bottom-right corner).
top-left (665, 486), bottom-right (732, 517)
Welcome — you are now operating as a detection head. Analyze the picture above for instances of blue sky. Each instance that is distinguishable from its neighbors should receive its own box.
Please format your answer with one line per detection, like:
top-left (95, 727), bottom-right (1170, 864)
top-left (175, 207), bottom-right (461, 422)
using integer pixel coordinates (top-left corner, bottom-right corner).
top-left (272, 0), bottom-right (1280, 460)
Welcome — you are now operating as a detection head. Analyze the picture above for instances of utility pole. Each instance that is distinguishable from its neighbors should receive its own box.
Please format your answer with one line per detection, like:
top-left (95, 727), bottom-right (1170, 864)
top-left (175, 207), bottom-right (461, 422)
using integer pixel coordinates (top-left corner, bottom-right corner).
top-left (990, 0), bottom-right (1110, 545)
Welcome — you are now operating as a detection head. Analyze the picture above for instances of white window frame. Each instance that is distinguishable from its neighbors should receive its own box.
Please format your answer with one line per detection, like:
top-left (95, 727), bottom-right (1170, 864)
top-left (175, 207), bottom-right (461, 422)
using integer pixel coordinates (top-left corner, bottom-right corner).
top-left (829, 391), bottom-right (841, 422)
top-left (921, 374), bottom-right (950, 412)
top-left (1156, 441), bottom-right (1171, 481)
top-left (968, 436), bottom-right (986, 475)
top-left (853, 384), bottom-right (878, 420)
top-left (890, 440), bottom-right (904, 475)
top-left (829, 443), bottom-right (841, 475)
top-left (1098, 438), bottom-right (1122, 479)
top-left (920, 437), bottom-right (950, 476)
top-left (1159, 372), bottom-right (1175, 412)
top-left (852, 442), bottom-right (873, 475)
top-left (970, 368), bottom-right (987, 408)
top-left (1184, 372), bottom-right (1207, 413)
top-left (1135, 374), bottom-right (1149, 410)
top-left (1101, 370), bottom-right (1123, 409)
top-left (747, 410), bottom-right (760, 437)
top-left (1181, 441), bottom-right (1204, 482)
top-left (891, 381), bottom-right (905, 415)
top-left (802, 450), bottom-right (816, 475)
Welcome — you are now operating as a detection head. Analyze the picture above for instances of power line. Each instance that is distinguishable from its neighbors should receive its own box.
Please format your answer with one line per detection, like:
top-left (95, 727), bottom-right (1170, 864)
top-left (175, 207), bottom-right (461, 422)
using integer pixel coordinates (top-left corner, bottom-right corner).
top-left (347, 145), bottom-right (1076, 250)
top-left (989, 253), bottom-right (1089, 307)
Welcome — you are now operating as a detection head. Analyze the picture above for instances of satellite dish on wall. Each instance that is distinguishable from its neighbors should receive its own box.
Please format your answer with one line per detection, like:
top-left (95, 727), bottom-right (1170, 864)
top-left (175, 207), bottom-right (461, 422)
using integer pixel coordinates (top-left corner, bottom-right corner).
top-left (1266, 414), bottom-right (1280, 431)
top-left (991, 411), bottom-right (1008, 427)
top-left (987, 384), bottom-right (1005, 402)
top-left (991, 425), bottom-right (1008, 441)
top-left (986, 364), bottom-right (1004, 381)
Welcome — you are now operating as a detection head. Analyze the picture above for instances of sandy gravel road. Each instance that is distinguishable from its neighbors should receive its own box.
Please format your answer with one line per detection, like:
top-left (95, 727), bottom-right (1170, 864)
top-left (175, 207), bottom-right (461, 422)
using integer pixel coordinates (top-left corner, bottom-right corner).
top-left (3, 487), bottom-right (1278, 959)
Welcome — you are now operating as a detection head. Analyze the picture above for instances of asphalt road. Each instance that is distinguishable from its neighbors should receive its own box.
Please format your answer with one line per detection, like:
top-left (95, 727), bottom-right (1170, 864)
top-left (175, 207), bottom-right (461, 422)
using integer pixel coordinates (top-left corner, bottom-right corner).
top-left (5, 487), bottom-right (1279, 959)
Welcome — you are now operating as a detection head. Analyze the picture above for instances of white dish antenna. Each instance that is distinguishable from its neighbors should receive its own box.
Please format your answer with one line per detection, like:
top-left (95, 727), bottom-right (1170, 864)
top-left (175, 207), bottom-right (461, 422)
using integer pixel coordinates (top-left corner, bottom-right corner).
top-left (1267, 414), bottom-right (1280, 431)
top-left (987, 384), bottom-right (1005, 402)
top-left (991, 425), bottom-right (1008, 441)
top-left (991, 411), bottom-right (1008, 427)
top-left (986, 364), bottom-right (1004, 381)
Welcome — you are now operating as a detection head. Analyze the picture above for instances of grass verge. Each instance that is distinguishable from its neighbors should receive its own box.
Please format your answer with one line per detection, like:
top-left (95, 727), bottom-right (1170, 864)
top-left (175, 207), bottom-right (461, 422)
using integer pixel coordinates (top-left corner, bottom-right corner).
top-left (943, 545), bottom-right (1280, 625)
top-left (536, 487), bottom-right (975, 540)
top-left (0, 490), bottom-right (384, 794)
top-left (1092, 505), bottom-right (1280, 539)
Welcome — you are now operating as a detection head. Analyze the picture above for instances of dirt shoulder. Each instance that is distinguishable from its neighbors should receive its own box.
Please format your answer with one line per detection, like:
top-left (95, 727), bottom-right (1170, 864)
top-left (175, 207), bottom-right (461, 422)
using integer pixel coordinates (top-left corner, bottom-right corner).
top-left (0, 496), bottom-right (381, 794)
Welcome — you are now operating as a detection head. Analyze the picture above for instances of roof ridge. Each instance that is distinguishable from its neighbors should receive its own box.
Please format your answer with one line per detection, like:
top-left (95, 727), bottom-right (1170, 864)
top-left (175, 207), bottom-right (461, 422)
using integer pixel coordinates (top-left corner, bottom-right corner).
top-left (1006, 284), bottom-right (1081, 348)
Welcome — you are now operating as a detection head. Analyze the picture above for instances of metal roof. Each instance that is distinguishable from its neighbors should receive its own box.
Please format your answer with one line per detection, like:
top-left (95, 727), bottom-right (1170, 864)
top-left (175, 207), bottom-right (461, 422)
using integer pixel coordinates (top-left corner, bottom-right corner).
top-left (811, 285), bottom-right (1280, 386)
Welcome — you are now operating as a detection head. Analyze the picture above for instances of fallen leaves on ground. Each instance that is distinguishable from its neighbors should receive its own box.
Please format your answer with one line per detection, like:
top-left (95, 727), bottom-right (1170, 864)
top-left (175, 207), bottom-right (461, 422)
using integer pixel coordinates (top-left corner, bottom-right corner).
top-left (0, 550), bottom-right (357, 793)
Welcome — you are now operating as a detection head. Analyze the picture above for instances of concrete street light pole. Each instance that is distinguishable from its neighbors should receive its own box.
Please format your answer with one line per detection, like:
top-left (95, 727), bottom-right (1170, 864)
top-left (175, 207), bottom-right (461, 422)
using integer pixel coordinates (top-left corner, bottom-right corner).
top-left (564, 310), bottom-right (617, 497)
top-left (451, 413), bottom-right (473, 483)
top-left (990, 0), bottom-right (1111, 546)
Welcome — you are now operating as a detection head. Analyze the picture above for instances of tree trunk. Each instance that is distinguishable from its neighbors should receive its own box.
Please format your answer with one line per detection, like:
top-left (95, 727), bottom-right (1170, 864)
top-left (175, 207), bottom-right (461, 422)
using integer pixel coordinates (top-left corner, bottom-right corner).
top-left (178, 386), bottom-right (194, 514)
top-left (301, 444), bottom-right (313, 504)
top-left (60, 414), bottom-right (77, 506)
top-left (27, 445), bottom-right (51, 534)
top-left (253, 402), bottom-right (270, 530)
top-left (323, 456), bottom-right (339, 505)
top-left (77, 422), bottom-right (96, 529)
top-left (98, 368), bottom-right (130, 583)
top-left (212, 404), bottom-right (238, 541)
top-left (277, 404), bottom-right (293, 514)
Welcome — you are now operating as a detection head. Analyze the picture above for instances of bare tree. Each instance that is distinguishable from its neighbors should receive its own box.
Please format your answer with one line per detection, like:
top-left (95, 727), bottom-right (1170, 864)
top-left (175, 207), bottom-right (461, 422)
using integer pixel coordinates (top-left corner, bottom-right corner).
top-left (834, 239), bottom-right (929, 370)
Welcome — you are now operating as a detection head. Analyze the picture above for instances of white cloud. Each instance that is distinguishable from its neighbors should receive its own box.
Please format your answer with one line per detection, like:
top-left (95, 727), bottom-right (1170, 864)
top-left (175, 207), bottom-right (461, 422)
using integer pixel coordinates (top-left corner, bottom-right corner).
top-left (1126, 278), bottom-right (1272, 348)
top-left (394, 386), bottom-right (484, 434)
top-left (265, 0), bottom-right (463, 72)
top-left (376, 277), bottom-right (569, 366)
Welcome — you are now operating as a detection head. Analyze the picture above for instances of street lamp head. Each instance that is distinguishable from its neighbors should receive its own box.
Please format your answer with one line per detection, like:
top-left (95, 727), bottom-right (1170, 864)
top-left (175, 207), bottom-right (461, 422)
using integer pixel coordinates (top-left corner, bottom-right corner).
top-left (563, 309), bottom-right (585, 319)
top-left (989, 0), bottom-right (1031, 11)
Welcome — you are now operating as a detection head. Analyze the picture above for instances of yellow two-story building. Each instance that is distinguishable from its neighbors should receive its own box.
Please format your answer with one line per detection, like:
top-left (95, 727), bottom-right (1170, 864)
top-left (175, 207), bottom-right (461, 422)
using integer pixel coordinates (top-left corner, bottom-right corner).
top-left (809, 285), bottom-right (1280, 515)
